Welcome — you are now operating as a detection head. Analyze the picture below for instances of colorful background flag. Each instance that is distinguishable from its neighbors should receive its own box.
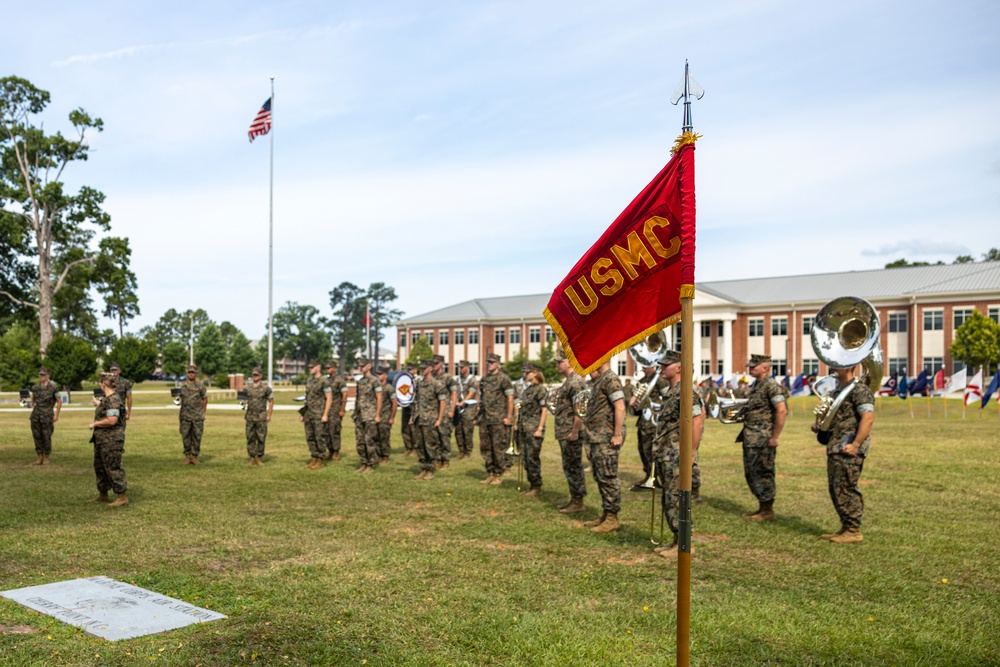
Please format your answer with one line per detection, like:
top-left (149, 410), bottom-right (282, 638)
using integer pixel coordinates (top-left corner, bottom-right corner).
top-left (964, 368), bottom-right (983, 405)
top-left (934, 368), bottom-right (946, 390)
top-left (248, 98), bottom-right (272, 143)
top-left (910, 369), bottom-right (928, 396)
top-left (947, 367), bottom-right (967, 393)
top-left (544, 139), bottom-right (697, 375)
top-left (791, 373), bottom-right (808, 397)
top-left (898, 372), bottom-right (909, 400)
top-left (879, 373), bottom-right (897, 396)
top-left (982, 370), bottom-right (1000, 408)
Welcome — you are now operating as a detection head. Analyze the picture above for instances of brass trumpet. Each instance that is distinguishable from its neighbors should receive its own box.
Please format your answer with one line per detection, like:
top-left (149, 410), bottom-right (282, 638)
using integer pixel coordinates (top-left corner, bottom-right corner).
top-left (638, 467), bottom-right (666, 545)
top-left (706, 392), bottom-right (748, 424)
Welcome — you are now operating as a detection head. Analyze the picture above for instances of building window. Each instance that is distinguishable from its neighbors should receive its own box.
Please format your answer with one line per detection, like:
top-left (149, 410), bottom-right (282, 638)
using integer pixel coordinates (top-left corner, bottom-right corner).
top-left (888, 358), bottom-right (907, 375)
top-left (673, 323), bottom-right (682, 350)
top-left (922, 357), bottom-right (943, 375)
top-left (546, 328), bottom-right (557, 342)
top-left (411, 332), bottom-right (420, 345)
top-left (700, 359), bottom-right (711, 375)
top-left (990, 307), bottom-right (999, 324)
top-left (700, 322), bottom-right (712, 338)
top-left (771, 317), bottom-right (787, 336)
top-left (802, 359), bottom-right (819, 376)
top-left (952, 360), bottom-right (971, 374)
top-left (455, 329), bottom-right (464, 345)
top-left (617, 360), bottom-right (628, 376)
top-left (509, 328), bottom-right (521, 344)
top-left (717, 360), bottom-right (724, 374)
top-left (802, 316), bottom-right (814, 336)
top-left (468, 329), bottom-right (479, 345)
top-left (453, 362), bottom-right (461, 375)
top-left (717, 322), bottom-right (724, 337)
top-left (953, 308), bottom-right (973, 329)
top-left (771, 358), bottom-right (787, 376)
top-left (529, 327), bottom-right (541, 343)
top-left (494, 329), bottom-right (505, 345)
top-left (400, 333), bottom-right (406, 348)
top-left (888, 312), bottom-right (908, 333)
top-left (748, 318), bottom-right (764, 337)
top-left (923, 310), bottom-right (943, 331)
top-left (425, 332), bottom-right (434, 344)
top-left (439, 330), bottom-right (449, 346)
top-left (469, 362), bottom-right (479, 375)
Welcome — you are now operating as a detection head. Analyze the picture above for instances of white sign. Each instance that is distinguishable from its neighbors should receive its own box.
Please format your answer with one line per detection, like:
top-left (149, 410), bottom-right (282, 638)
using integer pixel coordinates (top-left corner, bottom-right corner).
top-left (1, 576), bottom-right (226, 641)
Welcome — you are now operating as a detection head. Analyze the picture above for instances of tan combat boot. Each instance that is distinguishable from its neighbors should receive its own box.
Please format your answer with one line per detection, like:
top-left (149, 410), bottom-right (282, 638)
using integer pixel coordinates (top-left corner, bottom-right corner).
top-left (246, 457), bottom-right (256, 467)
top-left (829, 527), bottom-right (863, 544)
top-left (86, 493), bottom-right (110, 503)
top-left (255, 456), bottom-right (264, 466)
top-left (183, 454), bottom-right (192, 465)
top-left (305, 457), bottom-right (318, 469)
top-left (332, 452), bottom-right (341, 461)
top-left (190, 456), bottom-right (201, 465)
top-left (33, 454), bottom-right (44, 465)
top-left (423, 471), bottom-right (435, 481)
top-left (559, 497), bottom-right (585, 514)
top-left (41, 455), bottom-right (50, 465)
top-left (748, 502), bottom-right (775, 522)
top-left (741, 502), bottom-right (763, 518)
top-left (821, 525), bottom-right (847, 540)
top-left (480, 474), bottom-right (495, 485)
top-left (591, 513), bottom-right (621, 533)
top-left (522, 487), bottom-right (541, 497)
top-left (583, 512), bottom-right (607, 528)
top-left (108, 492), bottom-right (129, 508)
top-left (489, 476), bottom-right (502, 485)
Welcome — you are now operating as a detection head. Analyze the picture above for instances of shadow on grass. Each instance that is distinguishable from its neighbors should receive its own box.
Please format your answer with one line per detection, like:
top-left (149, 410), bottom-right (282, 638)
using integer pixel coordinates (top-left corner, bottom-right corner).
top-left (702, 495), bottom-right (826, 535)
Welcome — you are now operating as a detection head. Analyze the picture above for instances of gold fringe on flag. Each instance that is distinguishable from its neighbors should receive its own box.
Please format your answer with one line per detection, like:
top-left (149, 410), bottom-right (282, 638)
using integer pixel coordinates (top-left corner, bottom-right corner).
top-left (671, 131), bottom-right (702, 155)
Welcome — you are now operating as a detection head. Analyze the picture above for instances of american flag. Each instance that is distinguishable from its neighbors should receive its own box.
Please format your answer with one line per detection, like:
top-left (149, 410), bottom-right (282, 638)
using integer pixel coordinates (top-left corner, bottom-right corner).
top-left (248, 98), bottom-right (272, 143)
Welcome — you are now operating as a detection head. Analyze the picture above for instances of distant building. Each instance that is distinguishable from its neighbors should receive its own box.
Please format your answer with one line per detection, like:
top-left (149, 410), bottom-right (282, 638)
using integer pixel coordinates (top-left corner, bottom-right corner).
top-left (394, 262), bottom-right (1000, 380)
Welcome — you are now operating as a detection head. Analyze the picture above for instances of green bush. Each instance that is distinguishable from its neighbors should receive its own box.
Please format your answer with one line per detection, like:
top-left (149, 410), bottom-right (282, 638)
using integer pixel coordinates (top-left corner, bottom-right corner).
top-left (107, 335), bottom-right (158, 382)
top-left (0, 323), bottom-right (39, 390)
top-left (44, 334), bottom-right (98, 390)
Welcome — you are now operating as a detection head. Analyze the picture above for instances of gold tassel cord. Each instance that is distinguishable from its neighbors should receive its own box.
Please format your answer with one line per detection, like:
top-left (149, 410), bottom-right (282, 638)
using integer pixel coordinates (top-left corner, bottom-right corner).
top-left (670, 132), bottom-right (702, 155)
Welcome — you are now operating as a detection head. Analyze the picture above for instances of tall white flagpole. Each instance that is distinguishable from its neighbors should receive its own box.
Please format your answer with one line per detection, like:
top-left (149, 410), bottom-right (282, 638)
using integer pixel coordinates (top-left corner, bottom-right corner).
top-left (267, 76), bottom-right (275, 388)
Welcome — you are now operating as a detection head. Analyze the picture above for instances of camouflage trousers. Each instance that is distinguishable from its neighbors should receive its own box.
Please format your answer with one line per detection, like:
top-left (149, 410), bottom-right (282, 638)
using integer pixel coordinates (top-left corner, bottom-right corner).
top-left (479, 423), bottom-right (508, 476)
top-left (93, 436), bottom-right (127, 495)
top-left (455, 411), bottom-right (475, 455)
top-left (656, 456), bottom-right (681, 536)
top-left (245, 420), bottom-right (267, 457)
top-left (437, 419), bottom-right (453, 462)
top-left (355, 421), bottom-right (379, 466)
top-left (558, 436), bottom-right (587, 499)
top-left (589, 440), bottom-right (622, 514)
top-left (303, 416), bottom-right (329, 459)
top-left (413, 422), bottom-right (439, 472)
top-left (30, 417), bottom-right (54, 456)
top-left (742, 444), bottom-right (776, 504)
top-left (377, 422), bottom-right (392, 459)
top-left (828, 453), bottom-right (865, 529)
top-left (692, 449), bottom-right (702, 494)
top-left (518, 426), bottom-right (544, 489)
top-left (180, 420), bottom-right (204, 457)
top-left (325, 414), bottom-right (344, 455)
top-left (637, 418), bottom-right (656, 477)
top-left (400, 408), bottom-right (415, 451)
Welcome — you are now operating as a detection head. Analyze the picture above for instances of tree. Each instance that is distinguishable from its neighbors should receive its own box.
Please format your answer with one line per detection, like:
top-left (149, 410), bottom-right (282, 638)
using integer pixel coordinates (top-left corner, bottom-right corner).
top-left (983, 248), bottom-right (1000, 262)
top-left (503, 347), bottom-right (528, 379)
top-left (272, 301), bottom-right (331, 365)
top-left (365, 282), bottom-right (403, 360)
top-left (884, 258), bottom-right (942, 268)
top-left (95, 236), bottom-right (140, 337)
top-left (954, 255), bottom-right (975, 264)
top-left (194, 321), bottom-right (227, 376)
top-left (536, 340), bottom-right (559, 382)
top-left (0, 76), bottom-right (130, 357)
top-left (950, 310), bottom-right (1000, 375)
top-left (219, 321), bottom-right (241, 348)
top-left (405, 336), bottom-right (434, 367)
top-left (227, 330), bottom-right (258, 375)
top-left (44, 333), bottom-right (97, 390)
top-left (0, 322), bottom-right (38, 389)
top-left (161, 340), bottom-right (189, 378)
top-left (140, 308), bottom-right (211, 351)
top-left (107, 335), bottom-right (157, 382)
top-left (328, 282), bottom-right (365, 373)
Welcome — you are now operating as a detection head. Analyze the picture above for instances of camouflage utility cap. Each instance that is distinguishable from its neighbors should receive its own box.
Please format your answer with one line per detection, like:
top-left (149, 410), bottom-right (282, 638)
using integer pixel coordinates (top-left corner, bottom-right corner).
top-left (747, 354), bottom-right (771, 368)
top-left (486, 353), bottom-right (501, 363)
top-left (432, 354), bottom-right (445, 364)
top-left (187, 364), bottom-right (198, 372)
top-left (658, 350), bottom-right (682, 366)
top-left (251, 367), bottom-right (262, 376)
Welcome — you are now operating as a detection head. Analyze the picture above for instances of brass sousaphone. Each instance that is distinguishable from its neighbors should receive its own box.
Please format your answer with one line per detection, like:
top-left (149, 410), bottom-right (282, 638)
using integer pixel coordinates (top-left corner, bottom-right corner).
top-left (809, 296), bottom-right (884, 437)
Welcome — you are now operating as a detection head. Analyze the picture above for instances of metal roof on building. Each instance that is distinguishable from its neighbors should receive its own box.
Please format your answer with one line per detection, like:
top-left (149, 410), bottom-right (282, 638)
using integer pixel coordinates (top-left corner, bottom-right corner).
top-left (397, 262), bottom-right (1000, 324)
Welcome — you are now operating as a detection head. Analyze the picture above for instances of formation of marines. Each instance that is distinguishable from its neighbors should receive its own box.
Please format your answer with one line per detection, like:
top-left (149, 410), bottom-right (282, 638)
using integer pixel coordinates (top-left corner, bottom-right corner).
top-left (19, 350), bottom-right (876, 544)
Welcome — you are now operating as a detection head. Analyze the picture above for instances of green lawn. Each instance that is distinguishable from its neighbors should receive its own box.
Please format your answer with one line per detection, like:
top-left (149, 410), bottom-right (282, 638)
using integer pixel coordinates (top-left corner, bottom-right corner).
top-left (1, 399), bottom-right (997, 666)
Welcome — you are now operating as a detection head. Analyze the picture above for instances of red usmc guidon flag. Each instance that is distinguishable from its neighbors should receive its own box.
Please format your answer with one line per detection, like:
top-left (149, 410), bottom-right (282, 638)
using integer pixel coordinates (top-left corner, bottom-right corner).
top-left (544, 137), bottom-right (697, 376)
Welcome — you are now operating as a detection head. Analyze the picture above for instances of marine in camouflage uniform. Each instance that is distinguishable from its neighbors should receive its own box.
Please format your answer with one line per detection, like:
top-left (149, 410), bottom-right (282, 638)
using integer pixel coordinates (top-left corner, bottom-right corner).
top-left (454, 361), bottom-right (478, 459)
top-left (178, 365), bottom-right (208, 464)
top-left (89, 373), bottom-right (128, 507)
top-left (554, 351), bottom-right (587, 512)
top-left (652, 350), bottom-right (705, 553)
top-left (109, 362), bottom-right (132, 432)
top-left (244, 368), bottom-right (273, 464)
top-left (302, 361), bottom-right (332, 468)
top-left (324, 362), bottom-right (349, 460)
top-left (477, 353), bottom-right (514, 484)
top-left (412, 360), bottom-right (445, 479)
top-left (433, 355), bottom-right (458, 467)
top-left (583, 363), bottom-right (626, 532)
top-left (517, 365), bottom-right (549, 494)
top-left (376, 366), bottom-right (396, 462)
top-left (29, 367), bottom-right (61, 464)
top-left (353, 358), bottom-right (383, 472)
top-left (630, 366), bottom-right (663, 486)
top-left (820, 370), bottom-right (875, 543)
top-left (738, 355), bottom-right (787, 520)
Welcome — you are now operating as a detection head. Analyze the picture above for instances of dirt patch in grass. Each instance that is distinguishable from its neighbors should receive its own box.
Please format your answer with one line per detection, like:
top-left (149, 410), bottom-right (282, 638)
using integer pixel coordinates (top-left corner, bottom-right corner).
top-left (0, 625), bottom-right (35, 634)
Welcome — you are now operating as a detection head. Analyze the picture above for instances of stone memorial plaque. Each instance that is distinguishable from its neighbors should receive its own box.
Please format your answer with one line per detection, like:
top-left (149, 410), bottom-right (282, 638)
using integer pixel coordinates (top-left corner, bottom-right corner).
top-left (1, 576), bottom-right (226, 641)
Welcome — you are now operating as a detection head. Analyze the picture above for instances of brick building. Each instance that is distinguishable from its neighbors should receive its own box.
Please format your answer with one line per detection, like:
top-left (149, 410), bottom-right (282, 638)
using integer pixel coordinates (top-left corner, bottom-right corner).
top-left (395, 262), bottom-right (1000, 381)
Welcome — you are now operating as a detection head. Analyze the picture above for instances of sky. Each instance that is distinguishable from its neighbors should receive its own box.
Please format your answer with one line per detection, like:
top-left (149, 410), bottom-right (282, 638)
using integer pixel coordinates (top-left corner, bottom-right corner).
top-left (4, 0), bottom-right (998, 348)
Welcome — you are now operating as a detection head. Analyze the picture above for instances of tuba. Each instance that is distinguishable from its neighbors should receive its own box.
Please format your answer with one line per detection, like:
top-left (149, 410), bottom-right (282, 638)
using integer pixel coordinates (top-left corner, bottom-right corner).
top-left (706, 392), bottom-right (749, 424)
top-left (628, 330), bottom-right (669, 409)
top-left (810, 296), bottom-right (884, 432)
